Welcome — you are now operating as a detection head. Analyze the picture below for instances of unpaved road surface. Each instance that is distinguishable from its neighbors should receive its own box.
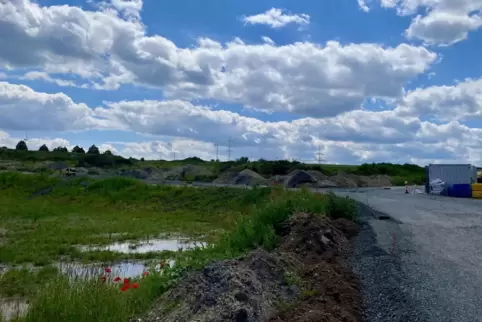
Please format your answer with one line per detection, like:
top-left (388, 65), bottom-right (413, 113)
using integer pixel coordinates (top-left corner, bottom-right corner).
top-left (339, 188), bottom-right (482, 322)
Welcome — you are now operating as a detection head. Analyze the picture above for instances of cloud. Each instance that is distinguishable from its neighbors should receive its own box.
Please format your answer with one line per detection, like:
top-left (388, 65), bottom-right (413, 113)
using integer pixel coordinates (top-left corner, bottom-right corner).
top-left (369, 0), bottom-right (482, 46)
top-left (358, 0), bottom-right (370, 12)
top-left (0, 1), bottom-right (437, 118)
top-left (242, 8), bottom-right (310, 28)
top-left (0, 82), bottom-right (101, 131)
top-left (405, 11), bottom-right (482, 46)
top-left (20, 71), bottom-right (84, 88)
top-left (395, 78), bottom-right (482, 122)
top-left (261, 36), bottom-right (275, 45)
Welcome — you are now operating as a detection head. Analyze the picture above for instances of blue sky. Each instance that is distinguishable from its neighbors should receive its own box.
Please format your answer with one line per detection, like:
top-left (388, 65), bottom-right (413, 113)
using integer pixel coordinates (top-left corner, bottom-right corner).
top-left (1, 0), bottom-right (482, 164)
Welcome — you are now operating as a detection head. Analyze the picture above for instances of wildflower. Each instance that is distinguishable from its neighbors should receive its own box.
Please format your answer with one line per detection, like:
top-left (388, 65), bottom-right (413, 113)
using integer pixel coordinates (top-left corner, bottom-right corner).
top-left (131, 283), bottom-right (139, 289)
top-left (120, 285), bottom-right (129, 292)
top-left (105, 267), bottom-right (112, 273)
top-left (123, 278), bottom-right (130, 285)
top-left (113, 276), bottom-right (121, 282)
top-left (100, 275), bottom-right (107, 282)
top-left (143, 271), bottom-right (149, 276)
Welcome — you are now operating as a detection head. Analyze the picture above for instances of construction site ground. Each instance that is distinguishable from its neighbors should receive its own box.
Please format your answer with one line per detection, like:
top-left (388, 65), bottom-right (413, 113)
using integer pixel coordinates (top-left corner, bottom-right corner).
top-left (341, 188), bottom-right (482, 322)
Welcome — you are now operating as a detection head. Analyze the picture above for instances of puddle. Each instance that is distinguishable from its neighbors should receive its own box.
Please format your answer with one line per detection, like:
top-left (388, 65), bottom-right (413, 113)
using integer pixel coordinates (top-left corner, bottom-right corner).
top-left (57, 260), bottom-right (176, 280)
top-left (80, 237), bottom-right (207, 254)
top-left (0, 298), bottom-right (28, 322)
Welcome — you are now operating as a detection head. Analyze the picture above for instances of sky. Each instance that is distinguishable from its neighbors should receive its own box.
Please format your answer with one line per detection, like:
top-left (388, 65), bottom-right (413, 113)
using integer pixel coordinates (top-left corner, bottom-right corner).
top-left (1, 0), bottom-right (482, 165)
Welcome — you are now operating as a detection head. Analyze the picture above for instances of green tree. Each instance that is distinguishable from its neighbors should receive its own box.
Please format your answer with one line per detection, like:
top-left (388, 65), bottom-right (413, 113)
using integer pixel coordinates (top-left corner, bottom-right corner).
top-left (87, 145), bottom-right (100, 155)
top-left (53, 147), bottom-right (68, 153)
top-left (72, 146), bottom-right (85, 154)
top-left (39, 144), bottom-right (49, 152)
top-left (103, 150), bottom-right (113, 156)
top-left (15, 140), bottom-right (28, 151)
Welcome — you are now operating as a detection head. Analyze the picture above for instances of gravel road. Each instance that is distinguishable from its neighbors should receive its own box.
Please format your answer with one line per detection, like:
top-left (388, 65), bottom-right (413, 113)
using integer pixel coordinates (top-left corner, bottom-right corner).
top-left (340, 188), bottom-right (482, 322)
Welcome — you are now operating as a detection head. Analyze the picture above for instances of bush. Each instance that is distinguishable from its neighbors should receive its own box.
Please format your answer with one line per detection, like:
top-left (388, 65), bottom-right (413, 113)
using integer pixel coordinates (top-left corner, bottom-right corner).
top-left (39, 144), bottom-right (49, 152)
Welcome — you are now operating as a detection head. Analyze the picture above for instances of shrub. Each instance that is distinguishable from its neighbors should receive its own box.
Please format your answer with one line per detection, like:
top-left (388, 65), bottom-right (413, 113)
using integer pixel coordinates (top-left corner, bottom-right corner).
top-left (39, 144), bottom-right (49, 152)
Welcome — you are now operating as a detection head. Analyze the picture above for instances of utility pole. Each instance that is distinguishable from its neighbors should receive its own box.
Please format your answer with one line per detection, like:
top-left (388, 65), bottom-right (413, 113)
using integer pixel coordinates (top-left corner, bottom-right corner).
top-left (227, 137), bottom-right (232, 161)
top-left (24, 132), bottom-right (28, 143)
top-left (215, 143), bottom-right (219, 161)
top-left (172, 151), bottom-right (176, 161)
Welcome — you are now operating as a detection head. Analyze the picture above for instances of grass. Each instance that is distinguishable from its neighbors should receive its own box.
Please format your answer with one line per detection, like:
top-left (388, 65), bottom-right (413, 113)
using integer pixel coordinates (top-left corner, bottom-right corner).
top-left (0, 172), bottom-right (356, 322)
top-left (0, 173), bottom-right (271, 265)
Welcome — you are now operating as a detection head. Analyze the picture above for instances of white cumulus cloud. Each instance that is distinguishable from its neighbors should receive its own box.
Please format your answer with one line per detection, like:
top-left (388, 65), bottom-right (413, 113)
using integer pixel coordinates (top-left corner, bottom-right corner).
top-left (242, 8), bottom-right (310, 28)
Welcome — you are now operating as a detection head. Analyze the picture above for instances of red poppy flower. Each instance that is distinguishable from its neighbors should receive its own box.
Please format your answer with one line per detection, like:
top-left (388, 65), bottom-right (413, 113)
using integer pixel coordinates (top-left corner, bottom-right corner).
top-left (100, 275), bottom-right (107, 282)
top-left (105, 267), bottom-right (112, 273)
top-left (120, 285), bottom-right (129, 292)
top-left (113, 276), bottom-right (121, 282)
top-left (123, 278), bottom-right (130, 285)
top-left (131, 283), bottom-right (139, 289)
top-left (143, 271), bottom-right (149, 276)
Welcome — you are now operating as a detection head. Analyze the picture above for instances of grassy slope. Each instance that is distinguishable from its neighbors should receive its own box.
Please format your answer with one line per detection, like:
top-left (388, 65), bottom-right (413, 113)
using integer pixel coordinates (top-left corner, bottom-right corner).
top-left (0, 172), bottom-right (356, 322)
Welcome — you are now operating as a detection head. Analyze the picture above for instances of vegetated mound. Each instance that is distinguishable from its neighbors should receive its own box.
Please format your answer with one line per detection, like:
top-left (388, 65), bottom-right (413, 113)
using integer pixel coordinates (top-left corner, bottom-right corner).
top-left (229, 169), bottom-right (268, 186)
top-left (284, 170), bottom-right (317, 188)
top-left (138, 213), bottom-right (361, 322)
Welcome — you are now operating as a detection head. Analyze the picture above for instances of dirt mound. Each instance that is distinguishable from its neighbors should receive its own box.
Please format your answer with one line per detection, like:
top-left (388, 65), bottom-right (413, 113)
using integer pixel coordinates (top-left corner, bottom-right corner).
top-left (138, 214), bottom-right (361, 322)
top-left (329, 172), bottom-right (360, 188)
top-left (143, 249), bottom-right (301, 322)
top-left (306, 170), bottom-right (328, 181)
top-left (358, 174), bottom-right (392, 187)
top-left (271, 214), bottom-right (361, 322)
top-left (164, 165), bottom-right (213, 181)
top-left (285, 170), bottom-right (317, 188)
top-left (229, 169), bottom-right (268, 185)
top-left (213, 170), bottom-right (238, 184)
top-left (327, 173), bottom-right (392, 188)
top-left (118, 169), bottom-right (149, 179)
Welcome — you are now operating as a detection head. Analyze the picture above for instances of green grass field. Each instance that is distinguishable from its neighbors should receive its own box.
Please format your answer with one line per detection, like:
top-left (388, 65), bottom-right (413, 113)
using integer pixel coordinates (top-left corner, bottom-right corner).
top-left (0, 172), bottom-right (356, 322)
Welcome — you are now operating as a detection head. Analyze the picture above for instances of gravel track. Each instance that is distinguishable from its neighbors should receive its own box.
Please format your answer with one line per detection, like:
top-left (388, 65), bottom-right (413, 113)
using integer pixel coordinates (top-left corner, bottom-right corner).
top-left (341, 188), bottom-right (482, 322)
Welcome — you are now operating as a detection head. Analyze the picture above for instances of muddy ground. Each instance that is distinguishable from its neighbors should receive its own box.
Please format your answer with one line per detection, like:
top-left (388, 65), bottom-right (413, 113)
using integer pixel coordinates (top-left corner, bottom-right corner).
top-left (136, 213), bottom-right (362, 322)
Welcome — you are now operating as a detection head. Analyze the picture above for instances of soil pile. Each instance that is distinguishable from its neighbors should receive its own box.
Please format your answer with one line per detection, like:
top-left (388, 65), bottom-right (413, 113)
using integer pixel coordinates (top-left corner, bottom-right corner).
top-left (137, 214), bottom-right (361, 322)
top-left (164, 165), bottom-right (213, 181)
top-left (213, 170), bottom-right (238, 184)
top-left (284, 170), bottom-right (317, 188)
top-left (358, 175), bottom-right (392, 187)
top-left (229, 169), bottom-right (268, 186)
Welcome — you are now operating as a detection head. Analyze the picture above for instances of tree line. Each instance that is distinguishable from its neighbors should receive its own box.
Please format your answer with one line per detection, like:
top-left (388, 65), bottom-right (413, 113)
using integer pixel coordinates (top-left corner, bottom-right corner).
top-left (11, 140), bottom-right (113, 156)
